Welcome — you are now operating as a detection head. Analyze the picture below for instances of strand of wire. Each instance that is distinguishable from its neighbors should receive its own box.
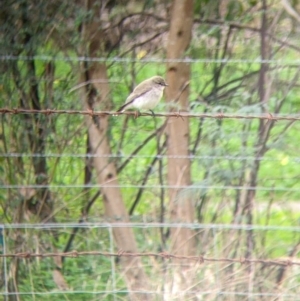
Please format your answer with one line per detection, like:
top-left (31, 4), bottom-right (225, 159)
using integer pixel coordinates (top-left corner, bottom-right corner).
top-left (1, 108), bottom-right (300, 121)
top-left (2, 222), bottom-right (300, 231)
top-left (2, 290), bottom-right (299, 298)
top-left (2, 55), bottom-right (300, 65)
top-left (1, 183), bottom-right (299, 191)
top-left (1, 250), bottom-right (299, 266)
top-left (1, 153), bottom-right (300, 162)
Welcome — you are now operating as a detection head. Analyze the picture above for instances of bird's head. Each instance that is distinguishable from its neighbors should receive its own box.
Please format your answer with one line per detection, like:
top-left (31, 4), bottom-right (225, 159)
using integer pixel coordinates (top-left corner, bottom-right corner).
top-left (152, 76), bottom-right (168, 87)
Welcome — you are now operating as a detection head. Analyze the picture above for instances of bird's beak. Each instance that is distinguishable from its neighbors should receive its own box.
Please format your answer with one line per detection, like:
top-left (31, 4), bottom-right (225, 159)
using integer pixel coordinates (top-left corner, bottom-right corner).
top-left (165, 83), bottom-right (168, 86)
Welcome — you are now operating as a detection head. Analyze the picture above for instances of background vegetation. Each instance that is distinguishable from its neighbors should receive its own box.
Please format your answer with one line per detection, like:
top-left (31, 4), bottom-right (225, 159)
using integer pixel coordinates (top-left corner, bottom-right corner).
top-left (1, 0), bottom-right (300, 300)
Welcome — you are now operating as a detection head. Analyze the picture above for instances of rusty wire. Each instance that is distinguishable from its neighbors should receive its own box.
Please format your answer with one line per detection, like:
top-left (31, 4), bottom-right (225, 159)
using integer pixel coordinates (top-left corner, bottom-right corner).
top-left (1, 108), bottom-right (300, 121)
top-left (1, 250), bottom-right (299, 266)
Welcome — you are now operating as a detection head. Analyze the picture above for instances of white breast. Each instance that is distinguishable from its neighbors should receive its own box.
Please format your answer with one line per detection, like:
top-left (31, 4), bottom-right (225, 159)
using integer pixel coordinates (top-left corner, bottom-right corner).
top-left (131, 86), bottom-right (164, 110)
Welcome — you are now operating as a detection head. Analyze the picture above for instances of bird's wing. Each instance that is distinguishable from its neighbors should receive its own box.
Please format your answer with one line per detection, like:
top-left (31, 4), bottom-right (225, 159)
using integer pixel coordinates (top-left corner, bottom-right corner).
top-left (125, 81), bottom-right (152, 104)
top-left (116, 79), bottom-right (152, 112)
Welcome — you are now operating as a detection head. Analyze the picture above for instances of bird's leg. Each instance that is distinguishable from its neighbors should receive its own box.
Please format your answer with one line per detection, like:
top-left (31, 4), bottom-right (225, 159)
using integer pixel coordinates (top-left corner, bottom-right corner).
top-left (134, 110), bottom-right (140, 119)
top-left (149, 110), bottom-right (155, 117)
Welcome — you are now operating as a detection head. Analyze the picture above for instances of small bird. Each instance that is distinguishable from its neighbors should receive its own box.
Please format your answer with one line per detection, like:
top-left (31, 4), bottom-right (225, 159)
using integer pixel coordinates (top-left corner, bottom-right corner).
top-left (117, 76), bottom-right (168, 115)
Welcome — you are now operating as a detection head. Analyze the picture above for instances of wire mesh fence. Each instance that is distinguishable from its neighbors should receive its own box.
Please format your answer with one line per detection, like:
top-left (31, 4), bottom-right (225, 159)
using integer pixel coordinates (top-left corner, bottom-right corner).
top-left (1, 100), bottom-right (300, 300)
top-left (1, 223), bottom-right (300, 300)
top-left (2, 1), bottom-right (300, 300)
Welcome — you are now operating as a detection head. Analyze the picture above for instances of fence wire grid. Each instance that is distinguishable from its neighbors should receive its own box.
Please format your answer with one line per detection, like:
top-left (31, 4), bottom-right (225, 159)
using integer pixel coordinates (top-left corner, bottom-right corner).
top-left (2, 68), bottom-right (300, 300)
top-left (1, 75), bottom-right (300, 300)
top-left (1, 223), bottom-right (300, 300)
top-left (2, 2), bottom-right (300, 297)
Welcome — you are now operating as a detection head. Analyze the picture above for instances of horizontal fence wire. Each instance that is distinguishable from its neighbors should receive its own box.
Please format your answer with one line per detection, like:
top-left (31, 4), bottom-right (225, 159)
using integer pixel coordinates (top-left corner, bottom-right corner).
top-left (2, 290), bottom-right (299, 299)
top-left (2, 55), bottom-right (300, 65)
top-left (0, 250), bottom-right (299, 266)
top-left (1, 153), bottom-right (300, 162)
top-left (1, 108), bottom-right (300, 120)
top-left (1, 184), bottom-right (299, 191)
top-left (2, 222), bottom-right (300, 230)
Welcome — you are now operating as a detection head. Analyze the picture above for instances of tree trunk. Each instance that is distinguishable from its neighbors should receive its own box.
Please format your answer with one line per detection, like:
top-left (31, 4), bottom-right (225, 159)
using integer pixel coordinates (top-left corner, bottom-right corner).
top-left (165, 0), bottom-right (196, 298)
top-left (79, 1), bottom-right (152, 299)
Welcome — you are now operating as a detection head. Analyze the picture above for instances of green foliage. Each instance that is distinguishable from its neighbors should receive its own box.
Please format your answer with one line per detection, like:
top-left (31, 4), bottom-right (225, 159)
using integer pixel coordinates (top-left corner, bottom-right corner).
top-left (1, 0), bottom-right (300, 298)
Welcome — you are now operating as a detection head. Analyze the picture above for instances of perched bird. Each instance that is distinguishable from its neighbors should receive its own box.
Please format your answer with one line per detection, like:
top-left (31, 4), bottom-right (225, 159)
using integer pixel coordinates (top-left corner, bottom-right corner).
top-left (117, 76), bottom-right (168, 115)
